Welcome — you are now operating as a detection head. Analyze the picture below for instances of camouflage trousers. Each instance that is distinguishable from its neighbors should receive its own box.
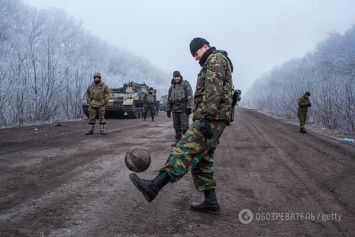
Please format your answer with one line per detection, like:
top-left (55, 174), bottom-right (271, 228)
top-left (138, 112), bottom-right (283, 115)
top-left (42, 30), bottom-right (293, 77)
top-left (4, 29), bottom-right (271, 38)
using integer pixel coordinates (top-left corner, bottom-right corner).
top-left (297, 112), bottom-right (307, 129)
top-left (160, 120), bottom-right (227, 191)
top-left (88, 106), bottom-right (106, 124)
top-left (143, 106), bottom-right (155, 117)
top-left (172, 112), bottom-right (189, 141)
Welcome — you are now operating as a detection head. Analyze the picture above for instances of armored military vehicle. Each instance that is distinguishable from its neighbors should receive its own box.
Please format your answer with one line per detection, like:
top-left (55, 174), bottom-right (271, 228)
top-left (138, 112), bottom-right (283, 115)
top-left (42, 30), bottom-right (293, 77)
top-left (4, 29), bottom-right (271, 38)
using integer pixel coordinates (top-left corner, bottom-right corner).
top-left (83, 81), bottom-right (159, 119)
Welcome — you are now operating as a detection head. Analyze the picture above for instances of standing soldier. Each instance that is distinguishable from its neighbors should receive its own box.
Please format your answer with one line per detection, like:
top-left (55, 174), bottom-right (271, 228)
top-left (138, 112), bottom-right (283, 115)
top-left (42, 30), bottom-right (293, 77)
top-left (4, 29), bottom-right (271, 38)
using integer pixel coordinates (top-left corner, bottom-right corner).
top-left (232, 89), bottom-right (241, 106)
top-left (129, 37), bottom-right (233, 215)
top-left (166, 71), bottom-right (193, 147)
top-left (143, 87), bottom-right (156, 122)
top-left (85, 72), bottom-right (111, 135)
top-left (297, 91), bottom-right (311, 133)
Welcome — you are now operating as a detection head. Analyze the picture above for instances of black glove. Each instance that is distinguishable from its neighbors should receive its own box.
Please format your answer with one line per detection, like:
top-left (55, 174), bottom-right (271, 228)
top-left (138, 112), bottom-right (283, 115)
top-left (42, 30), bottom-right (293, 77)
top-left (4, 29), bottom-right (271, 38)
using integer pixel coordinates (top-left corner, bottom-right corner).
top-left (186, 108), bottom-right (192, 115)
top-left (199, 118), bottom-right (213, 139)
top-left (167, 111), bottom-right (171, 118)
top-left (307, 103), bottom-right (311, 107)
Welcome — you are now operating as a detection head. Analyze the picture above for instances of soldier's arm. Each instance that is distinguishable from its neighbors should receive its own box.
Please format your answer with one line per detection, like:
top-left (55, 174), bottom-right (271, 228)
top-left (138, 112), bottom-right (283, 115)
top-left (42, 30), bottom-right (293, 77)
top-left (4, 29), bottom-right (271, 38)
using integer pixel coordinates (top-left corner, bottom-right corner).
top-left (104, 85), bottom-right (111, 104)
top-left (166, 87), bottom-right (172, 112)
top-left (86, 86), bottom-right (91, 101)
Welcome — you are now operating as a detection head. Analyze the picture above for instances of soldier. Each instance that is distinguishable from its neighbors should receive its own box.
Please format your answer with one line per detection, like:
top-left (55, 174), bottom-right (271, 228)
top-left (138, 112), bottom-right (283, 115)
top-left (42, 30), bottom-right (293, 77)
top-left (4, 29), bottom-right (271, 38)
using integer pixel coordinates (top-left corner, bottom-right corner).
top-left (166, 71), bottom-right (193, 147)
top-left (129, 37), bottom-right (233, 215)
top-left (85, 72), bottom-right (111, 135)
top-left (230, 89), bottom-right (241, 122)
top-left (298, 91), bottom-right (311, 133)
top-left (232, 89), bottom-right (241, 107)
top-left (143, 87), bottom-right (156, 122)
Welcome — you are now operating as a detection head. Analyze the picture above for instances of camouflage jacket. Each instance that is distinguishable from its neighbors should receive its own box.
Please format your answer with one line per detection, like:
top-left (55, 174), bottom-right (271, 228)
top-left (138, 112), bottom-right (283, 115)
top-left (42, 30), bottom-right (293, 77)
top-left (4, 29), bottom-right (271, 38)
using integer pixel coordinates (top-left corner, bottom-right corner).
top-left (86, 82), bottom-right (111, 107)
top-left (192, 49), bottom-right (233, 124)
top-left (143, 93), bottom-right (156, 108)
top-left (167, 78), bottom-right (193, 113)
top-left (297, 95), bottom-right (310, 113)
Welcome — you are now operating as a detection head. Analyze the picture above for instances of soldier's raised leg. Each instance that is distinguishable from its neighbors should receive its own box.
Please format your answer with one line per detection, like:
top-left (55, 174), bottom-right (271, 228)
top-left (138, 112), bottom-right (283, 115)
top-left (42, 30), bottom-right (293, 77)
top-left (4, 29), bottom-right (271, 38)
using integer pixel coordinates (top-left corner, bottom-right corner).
top-left (129, 120), bottom-right (226, 214)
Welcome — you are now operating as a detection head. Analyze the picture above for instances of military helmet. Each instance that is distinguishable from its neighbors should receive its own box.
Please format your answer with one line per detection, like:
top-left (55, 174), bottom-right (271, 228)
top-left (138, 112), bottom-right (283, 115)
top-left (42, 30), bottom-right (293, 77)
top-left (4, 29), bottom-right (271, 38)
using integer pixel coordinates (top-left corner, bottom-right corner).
top-left (93, 72), bottom-right (101, 79)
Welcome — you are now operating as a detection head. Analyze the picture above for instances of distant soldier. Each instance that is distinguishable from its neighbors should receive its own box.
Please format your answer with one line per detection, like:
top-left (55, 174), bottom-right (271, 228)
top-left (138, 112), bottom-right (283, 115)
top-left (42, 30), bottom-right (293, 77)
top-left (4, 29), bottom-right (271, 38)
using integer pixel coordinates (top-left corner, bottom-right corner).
top-left (230, 89), bottom-right (241, 122)
top-left (85, 72), bottom-right (111, 135)
top-left (143, 87), bottom-right (156, 122)
top-left (232, 89), bottom-right (241, 107)
top-left (166, 71), bottom-right (193, 146)
top-left (297, 91), bottom-right (311, 133)
top-left (129, 37), bottom-right (233, 215)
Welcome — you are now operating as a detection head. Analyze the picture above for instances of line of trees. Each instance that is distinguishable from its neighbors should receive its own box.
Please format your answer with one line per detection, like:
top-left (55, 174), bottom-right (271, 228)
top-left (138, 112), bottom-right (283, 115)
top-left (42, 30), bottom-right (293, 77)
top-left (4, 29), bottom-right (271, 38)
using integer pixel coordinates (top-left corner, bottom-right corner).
top-left (0, 0), bottom-right (169, 127)
top-left (242, 24), bottom-right (355, 135)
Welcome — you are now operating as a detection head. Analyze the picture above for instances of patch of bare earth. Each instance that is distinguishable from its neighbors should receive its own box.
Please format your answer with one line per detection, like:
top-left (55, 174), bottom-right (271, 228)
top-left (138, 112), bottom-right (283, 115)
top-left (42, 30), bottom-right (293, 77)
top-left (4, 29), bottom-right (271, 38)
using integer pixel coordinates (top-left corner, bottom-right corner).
top-left (0, 107), bottom-right (354, 236)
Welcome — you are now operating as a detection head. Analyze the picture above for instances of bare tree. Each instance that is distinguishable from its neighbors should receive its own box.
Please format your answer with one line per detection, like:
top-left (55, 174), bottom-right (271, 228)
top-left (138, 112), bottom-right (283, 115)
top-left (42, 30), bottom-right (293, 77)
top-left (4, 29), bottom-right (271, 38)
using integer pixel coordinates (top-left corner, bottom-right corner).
top-left (243, 25), bottom-right (355, 135)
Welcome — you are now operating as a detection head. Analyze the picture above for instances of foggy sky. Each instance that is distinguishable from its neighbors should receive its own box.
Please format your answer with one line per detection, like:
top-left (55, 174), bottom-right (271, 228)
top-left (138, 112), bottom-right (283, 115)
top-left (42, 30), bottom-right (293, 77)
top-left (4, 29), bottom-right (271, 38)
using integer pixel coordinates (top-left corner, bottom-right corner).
top-left (23, 0), bottom-right (355, 92)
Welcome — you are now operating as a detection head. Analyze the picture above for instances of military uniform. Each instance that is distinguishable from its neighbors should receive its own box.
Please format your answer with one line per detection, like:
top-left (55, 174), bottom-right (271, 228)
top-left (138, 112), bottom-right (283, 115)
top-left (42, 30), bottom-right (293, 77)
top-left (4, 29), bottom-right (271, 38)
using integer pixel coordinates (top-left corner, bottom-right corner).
top-left (143, 90), bottom-right (156, 121)
top-left (129, 38), bottom-right (233, 215)
top-left (161, 48), bottom-right (233, 191)
top-left (85, 72), bottom-right (111, 135)
top-left (167, 73), bottom-right (193, 145)
top-left (297, 92), bottom-right (311, 133)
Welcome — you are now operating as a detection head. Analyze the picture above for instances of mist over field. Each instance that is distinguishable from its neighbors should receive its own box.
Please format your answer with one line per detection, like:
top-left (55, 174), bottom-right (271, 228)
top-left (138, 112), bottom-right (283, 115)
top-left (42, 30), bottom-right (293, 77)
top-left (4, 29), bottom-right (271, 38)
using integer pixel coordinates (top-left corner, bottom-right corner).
top-left (1, 0), bottom-right (355, 134)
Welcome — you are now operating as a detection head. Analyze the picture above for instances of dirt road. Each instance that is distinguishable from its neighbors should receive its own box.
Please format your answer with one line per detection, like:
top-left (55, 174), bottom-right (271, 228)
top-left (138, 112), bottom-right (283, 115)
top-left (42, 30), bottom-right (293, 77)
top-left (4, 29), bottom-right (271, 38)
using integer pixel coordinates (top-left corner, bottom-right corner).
top-left (0, 108), bottom-right (354, 237)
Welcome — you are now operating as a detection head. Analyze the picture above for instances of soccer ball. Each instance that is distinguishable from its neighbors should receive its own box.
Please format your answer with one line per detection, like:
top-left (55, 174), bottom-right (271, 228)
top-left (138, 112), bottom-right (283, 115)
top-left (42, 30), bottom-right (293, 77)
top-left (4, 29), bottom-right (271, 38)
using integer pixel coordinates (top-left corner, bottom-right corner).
top-left (125, 146), bottom-right (151, 172)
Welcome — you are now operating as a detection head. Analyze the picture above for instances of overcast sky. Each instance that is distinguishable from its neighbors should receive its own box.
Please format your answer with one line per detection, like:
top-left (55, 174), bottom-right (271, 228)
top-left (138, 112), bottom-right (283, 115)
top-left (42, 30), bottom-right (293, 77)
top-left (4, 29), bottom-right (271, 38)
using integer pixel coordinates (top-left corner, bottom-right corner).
top-left (23, 0), bottom-right (355, 92)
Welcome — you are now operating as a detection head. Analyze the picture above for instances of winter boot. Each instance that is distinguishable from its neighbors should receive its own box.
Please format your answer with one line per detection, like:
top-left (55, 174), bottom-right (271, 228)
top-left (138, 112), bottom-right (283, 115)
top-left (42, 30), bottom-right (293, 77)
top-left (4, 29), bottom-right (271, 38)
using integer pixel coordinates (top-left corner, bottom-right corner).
top-left (129, 171), bottom-right (170, 203)
top-left (143, 116), bottom-right (146, 121)
top-left (190, 189), bottom-right (220, 215)
top-left (85, 125), bottom-right (94, 135)
top-left (300, 128), bottom-right (307, 134)
top-left (152, 116), bottom-right (155, 122)
top-left (100, 124), bottom-right (106, 135)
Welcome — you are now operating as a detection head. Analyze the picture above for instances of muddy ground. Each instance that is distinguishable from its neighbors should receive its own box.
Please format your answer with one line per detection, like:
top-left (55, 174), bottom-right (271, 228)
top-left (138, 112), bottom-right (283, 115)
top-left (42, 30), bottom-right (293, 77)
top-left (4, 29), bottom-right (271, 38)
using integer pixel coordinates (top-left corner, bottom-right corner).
top-left (0, 108), bottom-right (354, 237)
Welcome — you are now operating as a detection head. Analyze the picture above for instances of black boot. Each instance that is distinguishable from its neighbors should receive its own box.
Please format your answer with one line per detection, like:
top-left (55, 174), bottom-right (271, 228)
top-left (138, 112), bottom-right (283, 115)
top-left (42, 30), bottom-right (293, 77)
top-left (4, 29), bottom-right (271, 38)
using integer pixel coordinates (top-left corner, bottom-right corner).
top-left (129, 171), bottom-right (170, 203)
top-left (300, 128), bottom-right (307, 134)
top-left (190, 189), bottom-right (220, 215)
top-left (143, 116), bottom-right (146, 121)
top-left (152, 116), bottom-right (155, 122)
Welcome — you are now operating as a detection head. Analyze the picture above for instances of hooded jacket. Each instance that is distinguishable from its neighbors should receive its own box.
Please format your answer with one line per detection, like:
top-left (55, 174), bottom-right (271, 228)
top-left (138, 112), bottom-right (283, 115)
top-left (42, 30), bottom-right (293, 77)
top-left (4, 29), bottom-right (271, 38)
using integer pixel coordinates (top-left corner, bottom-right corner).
top-left (192, 48), bottom-right (233, 124)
